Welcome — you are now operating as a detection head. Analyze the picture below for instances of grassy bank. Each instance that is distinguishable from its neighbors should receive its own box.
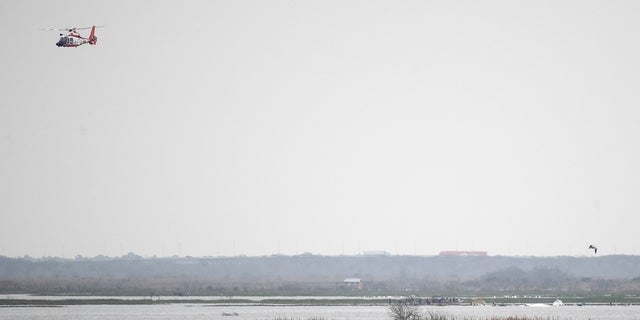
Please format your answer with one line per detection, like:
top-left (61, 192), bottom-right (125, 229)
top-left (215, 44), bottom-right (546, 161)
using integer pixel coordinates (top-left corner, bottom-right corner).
top-left (0, 297), bottom-right (394, 306)
top-left (1, 297), bottom-right (638, 306)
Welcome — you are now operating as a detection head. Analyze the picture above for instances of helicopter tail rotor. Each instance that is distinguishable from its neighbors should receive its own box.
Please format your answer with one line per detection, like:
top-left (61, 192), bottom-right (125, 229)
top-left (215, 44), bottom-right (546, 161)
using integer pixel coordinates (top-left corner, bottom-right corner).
top-left (88, 25), bottom-right (98, 45)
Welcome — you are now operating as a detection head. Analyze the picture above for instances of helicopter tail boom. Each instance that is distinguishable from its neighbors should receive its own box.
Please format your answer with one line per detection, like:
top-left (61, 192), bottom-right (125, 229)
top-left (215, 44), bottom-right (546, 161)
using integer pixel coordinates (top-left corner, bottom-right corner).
top-left (88, 25), bottom-right (98, 45)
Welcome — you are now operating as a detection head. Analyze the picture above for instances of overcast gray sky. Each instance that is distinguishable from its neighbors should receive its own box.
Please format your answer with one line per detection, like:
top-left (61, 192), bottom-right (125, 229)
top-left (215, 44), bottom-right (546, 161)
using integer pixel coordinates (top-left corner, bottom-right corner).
top-left (1, 0), bottom-right (639, 258)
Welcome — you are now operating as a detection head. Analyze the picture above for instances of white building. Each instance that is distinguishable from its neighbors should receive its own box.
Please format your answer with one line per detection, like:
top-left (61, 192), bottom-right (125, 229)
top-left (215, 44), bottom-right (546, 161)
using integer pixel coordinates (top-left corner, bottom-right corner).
top-left (343, 278), bottom-right (362, 289)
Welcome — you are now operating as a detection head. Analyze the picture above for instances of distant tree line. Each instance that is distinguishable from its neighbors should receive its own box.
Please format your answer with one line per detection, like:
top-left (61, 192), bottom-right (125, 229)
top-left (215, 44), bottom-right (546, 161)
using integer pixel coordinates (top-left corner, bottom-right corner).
top-left (1, 254), bottom-right (639, 295)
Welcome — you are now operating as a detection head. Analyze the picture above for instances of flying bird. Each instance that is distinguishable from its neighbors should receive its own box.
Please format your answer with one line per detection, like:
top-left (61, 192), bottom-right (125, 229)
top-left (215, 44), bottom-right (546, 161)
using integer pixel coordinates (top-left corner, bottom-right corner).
top-left (588, 245), bottom-right (598, 254)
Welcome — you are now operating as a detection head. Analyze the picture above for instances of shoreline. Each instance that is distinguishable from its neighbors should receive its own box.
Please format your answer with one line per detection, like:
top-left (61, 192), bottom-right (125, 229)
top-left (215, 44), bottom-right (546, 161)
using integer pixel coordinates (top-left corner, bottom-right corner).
top-left (1, 297), bottom-right (638, 307)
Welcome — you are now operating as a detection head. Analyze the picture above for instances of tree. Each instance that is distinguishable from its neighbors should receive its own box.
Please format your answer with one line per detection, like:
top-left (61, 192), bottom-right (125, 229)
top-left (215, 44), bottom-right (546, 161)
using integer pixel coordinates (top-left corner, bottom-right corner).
top-left (388, 302), bottom-right (421, 320)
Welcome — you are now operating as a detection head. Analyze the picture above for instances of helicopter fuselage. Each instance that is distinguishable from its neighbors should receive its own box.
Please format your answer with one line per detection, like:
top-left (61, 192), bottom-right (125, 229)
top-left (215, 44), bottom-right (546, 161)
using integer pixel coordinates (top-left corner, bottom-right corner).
top-left (54, 26), bottom-right (98, 47)
top-left (56, 34), bottom-right (86, 47)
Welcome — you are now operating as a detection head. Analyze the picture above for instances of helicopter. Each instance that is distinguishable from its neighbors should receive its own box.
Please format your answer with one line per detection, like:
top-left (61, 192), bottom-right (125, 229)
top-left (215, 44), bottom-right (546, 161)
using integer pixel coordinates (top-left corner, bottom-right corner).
top-left (45, 25), bottom-right (103, 47)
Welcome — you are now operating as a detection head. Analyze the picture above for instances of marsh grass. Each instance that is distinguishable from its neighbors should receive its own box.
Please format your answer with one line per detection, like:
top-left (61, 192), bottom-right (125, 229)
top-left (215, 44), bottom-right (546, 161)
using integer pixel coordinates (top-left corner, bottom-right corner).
top-left (264, 316), bottom-right (564, 320)
top-left (387, 302), bottom-right (565, 320)
top-left (428, 316), bottom-right (561, 320)
top-left (423, 313), bottom-right (562, 320)
top-left (265, 317), bottom-right (329, 320)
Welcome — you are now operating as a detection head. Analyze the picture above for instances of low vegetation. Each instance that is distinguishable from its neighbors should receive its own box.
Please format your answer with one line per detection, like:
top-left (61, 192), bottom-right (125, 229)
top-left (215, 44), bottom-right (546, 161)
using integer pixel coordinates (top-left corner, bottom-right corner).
top-left (269, 314), bottom-right (567, 320)
top-left (389, 303), bottom-right (422, 320)
top-left (388, 304), bottom-right (567, 320)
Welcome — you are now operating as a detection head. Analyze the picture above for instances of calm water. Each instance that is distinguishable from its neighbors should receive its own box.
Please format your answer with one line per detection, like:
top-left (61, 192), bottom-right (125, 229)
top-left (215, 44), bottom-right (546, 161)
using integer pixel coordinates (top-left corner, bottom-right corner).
top-left (1, 304), bottom-right (639, 320)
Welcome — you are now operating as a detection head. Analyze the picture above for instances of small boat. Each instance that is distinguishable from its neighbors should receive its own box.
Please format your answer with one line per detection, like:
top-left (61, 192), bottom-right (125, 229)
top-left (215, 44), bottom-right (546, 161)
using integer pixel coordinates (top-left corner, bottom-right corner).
top-left (553, 299), bottom-right (564, 306)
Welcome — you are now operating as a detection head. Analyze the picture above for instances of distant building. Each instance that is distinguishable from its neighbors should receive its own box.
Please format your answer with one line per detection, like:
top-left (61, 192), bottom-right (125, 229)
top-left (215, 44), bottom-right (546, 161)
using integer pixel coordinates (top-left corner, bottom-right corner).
top-left (343, 278), bottom-right (363, 289)
top-left (439, 251), bottom-right (487, 256)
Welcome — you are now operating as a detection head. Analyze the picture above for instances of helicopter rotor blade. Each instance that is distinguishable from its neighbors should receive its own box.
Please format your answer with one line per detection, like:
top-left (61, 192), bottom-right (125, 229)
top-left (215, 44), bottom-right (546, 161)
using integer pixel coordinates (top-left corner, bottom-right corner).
top-left (71, 26), bottom-right (104, 31)
top-left (39, 27), bottom-right (66, 31)
top-left (40, 26), bottom-right (104, 32)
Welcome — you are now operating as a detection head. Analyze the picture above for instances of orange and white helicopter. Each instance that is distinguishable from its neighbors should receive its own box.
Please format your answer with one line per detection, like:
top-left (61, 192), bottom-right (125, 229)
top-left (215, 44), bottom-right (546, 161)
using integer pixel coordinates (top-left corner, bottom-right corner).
top-left (45, 25), bottom-right (103, 47)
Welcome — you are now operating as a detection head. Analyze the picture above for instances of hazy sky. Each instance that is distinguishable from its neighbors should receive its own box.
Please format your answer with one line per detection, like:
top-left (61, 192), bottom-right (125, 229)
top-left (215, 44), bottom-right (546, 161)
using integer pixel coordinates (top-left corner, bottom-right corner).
top-left (1, 1), bottom-right (639, 258)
